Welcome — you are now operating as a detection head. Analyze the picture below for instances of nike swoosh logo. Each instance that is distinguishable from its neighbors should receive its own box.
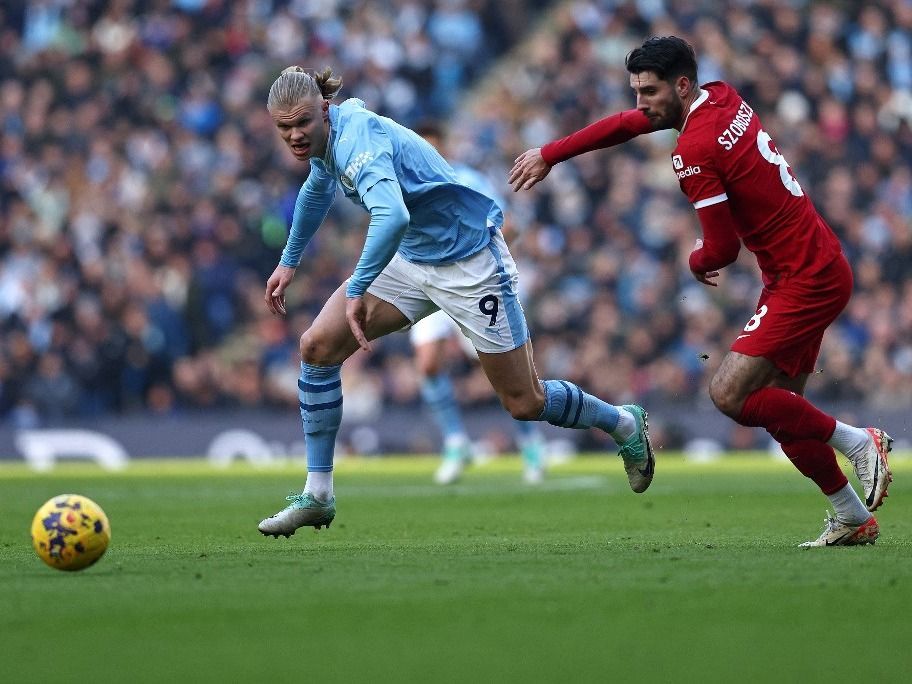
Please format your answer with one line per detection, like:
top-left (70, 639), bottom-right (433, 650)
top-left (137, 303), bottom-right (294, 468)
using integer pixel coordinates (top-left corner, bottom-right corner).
top-left (636, 416), bottom-right (655, 477)
top-left (866, 456), bottom-right (879, 507)
top-left (638, 453), bottom-right (655, 478)
top-left (825, 530), bottom-right (854, 546)
top-left (736, 334), bottom-right (750, 340)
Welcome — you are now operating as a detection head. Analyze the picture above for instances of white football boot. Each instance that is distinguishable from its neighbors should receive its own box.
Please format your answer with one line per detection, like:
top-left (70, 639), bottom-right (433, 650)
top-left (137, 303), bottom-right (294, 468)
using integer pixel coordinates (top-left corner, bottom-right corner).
top-left (434, 458), bottom-right (467, 485)
top-left (522, 464), bottom-right (545, 485)
top-left (846, 428), bottom-right (893, 511)
top-left (799, 513), bottom-right (879, 548)
top-left (258, 493), bottom-right (335, 538)
top-left (433, 437), bottom-right (473, 485)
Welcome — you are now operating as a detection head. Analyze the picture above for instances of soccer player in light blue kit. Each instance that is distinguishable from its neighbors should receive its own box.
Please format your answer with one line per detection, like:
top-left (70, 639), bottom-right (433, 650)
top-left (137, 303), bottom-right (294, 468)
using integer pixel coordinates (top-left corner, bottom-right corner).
top-left (413, 122), bottom-right (546, 486)
top-left (257, 67), bottom-right (655, 537)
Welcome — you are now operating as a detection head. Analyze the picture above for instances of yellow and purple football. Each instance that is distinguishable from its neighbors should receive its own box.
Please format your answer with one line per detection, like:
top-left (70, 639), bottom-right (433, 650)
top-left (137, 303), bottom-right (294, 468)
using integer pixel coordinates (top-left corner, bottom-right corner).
top-left (31, 494), bottom-right (111, 571)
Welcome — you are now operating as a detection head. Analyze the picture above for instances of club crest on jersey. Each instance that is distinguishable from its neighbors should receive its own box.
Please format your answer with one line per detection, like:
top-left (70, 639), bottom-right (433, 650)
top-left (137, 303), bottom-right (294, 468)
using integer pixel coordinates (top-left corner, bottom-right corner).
top-left (672, 155), bottom-right (684, 170)
top-left (340, 174), bottom-right (355, 191)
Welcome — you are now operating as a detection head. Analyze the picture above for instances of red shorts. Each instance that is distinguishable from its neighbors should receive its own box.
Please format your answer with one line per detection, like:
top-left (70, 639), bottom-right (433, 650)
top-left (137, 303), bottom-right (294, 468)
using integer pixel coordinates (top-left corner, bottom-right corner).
top-left (730, 254), bottom-right (852, 377)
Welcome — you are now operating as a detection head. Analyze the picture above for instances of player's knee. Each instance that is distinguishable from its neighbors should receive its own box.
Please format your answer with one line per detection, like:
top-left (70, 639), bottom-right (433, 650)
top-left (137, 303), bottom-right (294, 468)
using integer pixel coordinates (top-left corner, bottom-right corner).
top-left (500, 390), bottom-right (544, 422)
top-left (709, 377), bottom-right (743, 419)
top-left (299, 328), bottom-right (338, 365)
top-left (504, 401), bottom-right (541, 421)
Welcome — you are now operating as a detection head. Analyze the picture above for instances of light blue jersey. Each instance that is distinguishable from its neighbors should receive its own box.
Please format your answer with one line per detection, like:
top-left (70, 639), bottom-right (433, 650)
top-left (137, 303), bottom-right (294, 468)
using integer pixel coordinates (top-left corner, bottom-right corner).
top-left (280, 98), bottom-right (504, 297)
top-left (451, 163), bottom-right (506, 210)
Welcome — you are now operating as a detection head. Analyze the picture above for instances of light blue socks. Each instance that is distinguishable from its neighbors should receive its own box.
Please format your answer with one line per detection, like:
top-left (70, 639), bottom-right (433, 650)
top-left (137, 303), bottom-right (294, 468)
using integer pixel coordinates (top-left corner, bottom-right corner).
top-left (538, 380), bottom-right (620, 434)
top-left (299, 362), bottom-right (343, 473)
top-left (420, 374), bottom-right (467, 442)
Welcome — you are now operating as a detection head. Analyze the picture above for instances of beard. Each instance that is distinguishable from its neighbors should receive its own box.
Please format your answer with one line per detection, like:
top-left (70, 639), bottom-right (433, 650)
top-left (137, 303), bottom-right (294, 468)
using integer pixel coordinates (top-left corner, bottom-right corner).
top-left (653, 97), bottom-right (685, 130)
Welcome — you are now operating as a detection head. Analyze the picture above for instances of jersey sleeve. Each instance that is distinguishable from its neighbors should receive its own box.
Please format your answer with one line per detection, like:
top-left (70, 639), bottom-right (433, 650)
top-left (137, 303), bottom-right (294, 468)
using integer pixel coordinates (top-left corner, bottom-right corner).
top-left (280, 164), bottom-right (337, 268)
top-left (674, 136), bottom-right (728, 211)
top-left (345, 179), bottom-right (411, 298)
top-left (541, 109), bottom-right (652, 165)
top-left (689, 201), bottom-right (741, 273)
top-left (334, 114), bottom-right (397, 201)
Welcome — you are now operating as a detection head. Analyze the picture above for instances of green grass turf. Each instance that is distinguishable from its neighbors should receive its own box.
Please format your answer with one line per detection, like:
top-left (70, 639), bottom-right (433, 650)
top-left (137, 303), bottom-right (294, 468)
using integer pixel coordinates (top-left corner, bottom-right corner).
top-left (1, 454), bottom-right (910, 683)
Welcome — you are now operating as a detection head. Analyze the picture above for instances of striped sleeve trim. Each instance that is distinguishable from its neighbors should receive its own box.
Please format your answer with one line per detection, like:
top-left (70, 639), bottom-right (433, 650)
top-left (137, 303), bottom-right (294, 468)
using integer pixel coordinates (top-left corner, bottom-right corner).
top-left (693, 193), bottom-right (728, 209)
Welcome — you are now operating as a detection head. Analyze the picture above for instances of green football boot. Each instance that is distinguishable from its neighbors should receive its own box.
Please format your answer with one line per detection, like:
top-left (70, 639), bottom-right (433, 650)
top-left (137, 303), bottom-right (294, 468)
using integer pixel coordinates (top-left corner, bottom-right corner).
top-left (618, 405), bottom-right (655, 493)
top-left (258, 493), bottom-right (336, 538)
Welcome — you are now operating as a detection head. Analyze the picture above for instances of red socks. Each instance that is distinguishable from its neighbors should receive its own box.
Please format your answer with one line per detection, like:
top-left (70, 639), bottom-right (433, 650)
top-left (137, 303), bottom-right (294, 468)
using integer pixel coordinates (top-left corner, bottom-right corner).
top-left (738, 387), bottom-right (836, 443)
top-left (739, 388), bottom-right (844, 494)
top-left (780, 440), bottom-right (848, 495)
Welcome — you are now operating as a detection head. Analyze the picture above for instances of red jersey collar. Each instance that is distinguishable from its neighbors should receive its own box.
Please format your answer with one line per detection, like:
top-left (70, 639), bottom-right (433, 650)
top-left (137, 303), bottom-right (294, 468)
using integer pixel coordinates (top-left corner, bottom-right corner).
top-left (681, 87), bottom-right (709, 133)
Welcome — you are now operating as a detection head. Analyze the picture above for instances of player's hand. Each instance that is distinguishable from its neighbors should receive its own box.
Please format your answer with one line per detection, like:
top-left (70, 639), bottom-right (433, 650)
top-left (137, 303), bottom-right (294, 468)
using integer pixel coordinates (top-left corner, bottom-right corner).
top-left (692, 269), bottom-right (719, 286)
top-left (690, 239), bottom-right (719, 286)
top-left (265, 264), bottom-right (296, 315)
top-left (346, 296), bottom-right (372, 352)
top-left (509, 148), bottom-right (551, 192)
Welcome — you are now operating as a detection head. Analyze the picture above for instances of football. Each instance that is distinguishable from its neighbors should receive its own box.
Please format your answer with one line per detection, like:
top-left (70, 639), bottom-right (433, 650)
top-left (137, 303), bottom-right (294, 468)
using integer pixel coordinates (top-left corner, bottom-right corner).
top-left (30, 494), bottom-right (111, 571)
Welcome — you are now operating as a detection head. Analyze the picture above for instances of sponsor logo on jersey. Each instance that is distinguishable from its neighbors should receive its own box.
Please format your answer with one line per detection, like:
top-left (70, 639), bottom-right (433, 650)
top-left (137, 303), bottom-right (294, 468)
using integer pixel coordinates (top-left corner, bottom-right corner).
top-left (672, 154), bottom-right (684, 170)
top-left (676, 165), bottom-right (702, 179)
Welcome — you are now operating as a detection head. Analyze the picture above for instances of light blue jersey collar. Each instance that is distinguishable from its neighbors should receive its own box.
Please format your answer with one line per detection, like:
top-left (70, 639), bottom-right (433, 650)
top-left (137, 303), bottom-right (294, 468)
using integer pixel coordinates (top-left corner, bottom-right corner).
top-left (320, 98), bottom-right (368, 173)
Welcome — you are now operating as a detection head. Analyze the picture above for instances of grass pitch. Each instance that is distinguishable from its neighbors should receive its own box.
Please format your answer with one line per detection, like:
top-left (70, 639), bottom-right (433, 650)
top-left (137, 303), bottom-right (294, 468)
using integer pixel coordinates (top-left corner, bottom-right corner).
top-left (1, 454), bottom-right (910, 683)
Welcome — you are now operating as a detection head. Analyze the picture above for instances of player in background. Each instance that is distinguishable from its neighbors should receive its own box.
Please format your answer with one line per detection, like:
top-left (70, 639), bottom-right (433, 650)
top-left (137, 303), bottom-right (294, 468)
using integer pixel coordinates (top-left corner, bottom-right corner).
top-left (412, 122), bottom-right (545, 486)
top-left (257, 67), bottom-right (655, 538)
top-left (509, 36), bottom-right (892, 548)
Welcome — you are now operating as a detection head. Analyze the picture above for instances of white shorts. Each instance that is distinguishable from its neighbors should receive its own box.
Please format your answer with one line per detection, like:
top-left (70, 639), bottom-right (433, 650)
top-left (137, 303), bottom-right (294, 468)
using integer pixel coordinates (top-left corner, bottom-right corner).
top-left (368, 230), bottom-right (529, 354)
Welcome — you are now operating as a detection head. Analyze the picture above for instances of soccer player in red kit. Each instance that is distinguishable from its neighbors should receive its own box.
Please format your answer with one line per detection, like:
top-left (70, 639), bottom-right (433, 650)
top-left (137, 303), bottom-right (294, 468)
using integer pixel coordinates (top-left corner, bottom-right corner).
top-left (509, 36), bottom-right (893, 547)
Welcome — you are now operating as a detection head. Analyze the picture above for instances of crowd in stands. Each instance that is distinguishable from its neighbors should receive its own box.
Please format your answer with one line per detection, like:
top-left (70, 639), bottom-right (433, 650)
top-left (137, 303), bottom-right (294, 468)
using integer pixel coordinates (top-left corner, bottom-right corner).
top-left (1, 0), bottom-right (911, 450)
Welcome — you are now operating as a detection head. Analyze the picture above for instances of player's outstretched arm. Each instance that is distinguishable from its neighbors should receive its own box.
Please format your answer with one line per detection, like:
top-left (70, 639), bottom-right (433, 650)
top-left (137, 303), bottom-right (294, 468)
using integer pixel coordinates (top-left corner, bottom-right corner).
top-left (510, 109), bottom-right (653, 192)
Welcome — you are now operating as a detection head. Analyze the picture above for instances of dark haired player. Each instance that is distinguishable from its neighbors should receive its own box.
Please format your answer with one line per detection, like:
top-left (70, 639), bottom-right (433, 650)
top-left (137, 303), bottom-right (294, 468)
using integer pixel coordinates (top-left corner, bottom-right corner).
top-left (510, 36), bottom-right (892, 548)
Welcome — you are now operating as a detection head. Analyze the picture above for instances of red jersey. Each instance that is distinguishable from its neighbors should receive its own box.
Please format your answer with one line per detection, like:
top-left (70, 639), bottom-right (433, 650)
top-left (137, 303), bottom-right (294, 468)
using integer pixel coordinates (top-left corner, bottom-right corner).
top-left (675, 81), bottom-right (842, 284)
